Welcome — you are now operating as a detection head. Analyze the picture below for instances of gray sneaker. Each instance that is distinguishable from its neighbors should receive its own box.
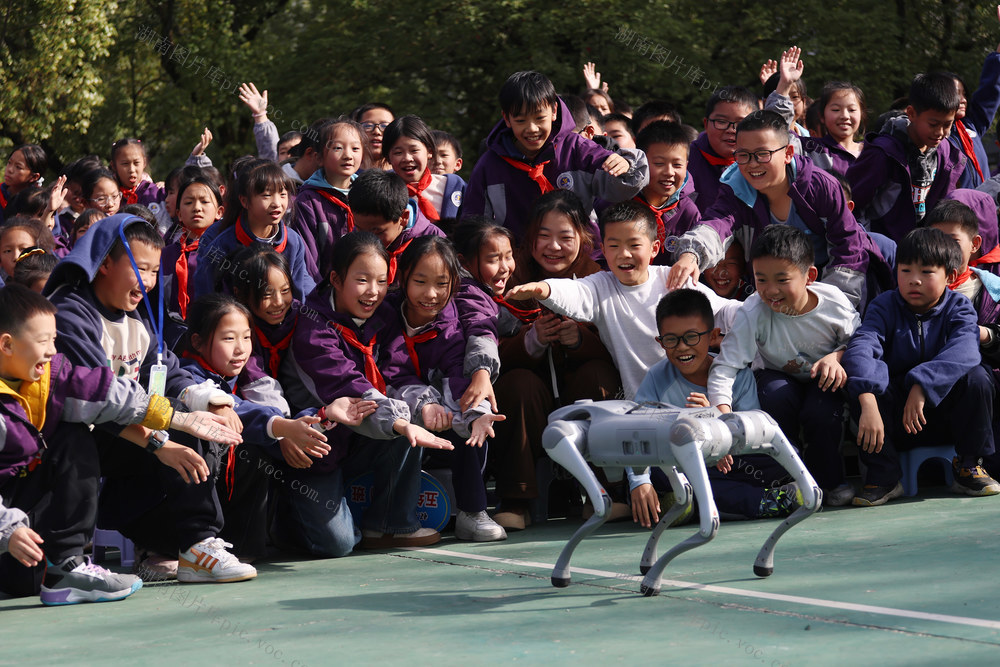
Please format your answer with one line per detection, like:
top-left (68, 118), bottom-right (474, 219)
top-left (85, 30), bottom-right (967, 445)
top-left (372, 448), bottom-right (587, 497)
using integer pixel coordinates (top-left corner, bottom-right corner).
top-left (455, 510), bottom-right (507, 542)
top-left (41, 556), bottom-right (142, 605)
top-left (824, 483), bottom-right (856, 507)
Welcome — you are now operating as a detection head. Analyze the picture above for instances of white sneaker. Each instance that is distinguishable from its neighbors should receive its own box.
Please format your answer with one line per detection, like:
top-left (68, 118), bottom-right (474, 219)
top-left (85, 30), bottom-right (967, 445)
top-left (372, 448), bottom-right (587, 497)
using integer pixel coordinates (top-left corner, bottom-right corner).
top-left (178, 538), bottom-right (257, 583)
top-left (455, 510), bottom-right (507, 542)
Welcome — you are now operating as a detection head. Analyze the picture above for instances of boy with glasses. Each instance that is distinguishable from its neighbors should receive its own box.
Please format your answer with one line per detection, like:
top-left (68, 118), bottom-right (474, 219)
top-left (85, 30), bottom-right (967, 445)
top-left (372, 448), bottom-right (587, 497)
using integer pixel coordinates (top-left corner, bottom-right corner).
top-left (668, 110), bottom-right (884, 309)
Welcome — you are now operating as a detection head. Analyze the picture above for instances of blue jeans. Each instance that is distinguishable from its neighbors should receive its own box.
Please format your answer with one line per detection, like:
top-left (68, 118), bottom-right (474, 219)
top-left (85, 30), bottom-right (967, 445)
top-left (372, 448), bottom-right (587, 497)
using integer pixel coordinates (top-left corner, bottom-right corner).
top-left (273, 435), bottom-right (423, 557)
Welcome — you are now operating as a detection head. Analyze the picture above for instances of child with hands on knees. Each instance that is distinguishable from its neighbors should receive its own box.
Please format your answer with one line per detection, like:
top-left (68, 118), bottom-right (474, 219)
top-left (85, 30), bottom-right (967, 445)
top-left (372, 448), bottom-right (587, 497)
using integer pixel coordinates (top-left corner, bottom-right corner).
top-left (280, 231), bottom-right (453, 555)
top-left (707, 225), bottom-right (860, 507)
top-left (628, 290), bottom-right (802, 528)
top-left (293, 117), bottom-right (366, 283)
top-left (463, 70), bottom-right (648, 244)
top-left (381, 236), bottom-right (507, 541)
top-left (843, 227), bottom-right (1000, 506)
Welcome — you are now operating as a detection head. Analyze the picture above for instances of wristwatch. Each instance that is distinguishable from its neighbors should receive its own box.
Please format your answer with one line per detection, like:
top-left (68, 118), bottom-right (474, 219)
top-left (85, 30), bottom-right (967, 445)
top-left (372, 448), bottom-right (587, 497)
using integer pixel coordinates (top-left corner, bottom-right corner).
top-left (146, 430), bottom-right (169, 453)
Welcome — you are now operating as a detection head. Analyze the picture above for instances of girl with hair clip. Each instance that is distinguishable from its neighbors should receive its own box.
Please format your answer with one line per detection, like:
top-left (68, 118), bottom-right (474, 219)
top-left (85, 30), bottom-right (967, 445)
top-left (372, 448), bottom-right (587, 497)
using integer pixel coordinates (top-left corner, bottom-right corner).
top-left (179, 293), bottom-right (376, 560)
top-left (2, 145), bottom-right (46, 224)
top-left (381, 235), bottom-right (507, 542)
top-left (486, 191), bottom-right (623, 530)
top-left (280, 231), bottom-right (454, 555)
top-left (191, 159), bottom-right (315, 301)
top-left (382, 115), bottom-right (466, 228)
top-left (0, 216), bottom-right (55, 280)
top-left (11, 246), bottom-right (58, 292)
top-left (293, 117), bottom-right (366, 283)
top-left (160, 171), bottom-right (225, 350)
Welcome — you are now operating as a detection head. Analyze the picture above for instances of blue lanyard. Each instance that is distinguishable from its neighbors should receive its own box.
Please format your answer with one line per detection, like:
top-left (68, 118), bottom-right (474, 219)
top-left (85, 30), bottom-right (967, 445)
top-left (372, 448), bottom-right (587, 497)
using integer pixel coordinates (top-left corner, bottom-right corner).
top-left (117, 220), bottom-right (164, 365)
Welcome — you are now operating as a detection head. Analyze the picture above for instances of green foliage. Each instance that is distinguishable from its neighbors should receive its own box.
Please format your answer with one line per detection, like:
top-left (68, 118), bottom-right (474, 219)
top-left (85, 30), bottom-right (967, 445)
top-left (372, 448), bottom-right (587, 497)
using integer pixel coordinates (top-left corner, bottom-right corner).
top-left (1, 0), bottom-right (998, 178)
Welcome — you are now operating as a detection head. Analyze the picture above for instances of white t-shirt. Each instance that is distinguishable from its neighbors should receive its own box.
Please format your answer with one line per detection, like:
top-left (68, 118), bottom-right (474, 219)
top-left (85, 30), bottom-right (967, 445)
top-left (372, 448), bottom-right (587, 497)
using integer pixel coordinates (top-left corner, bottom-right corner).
top-left (99, 313), bottom-right (150, 381)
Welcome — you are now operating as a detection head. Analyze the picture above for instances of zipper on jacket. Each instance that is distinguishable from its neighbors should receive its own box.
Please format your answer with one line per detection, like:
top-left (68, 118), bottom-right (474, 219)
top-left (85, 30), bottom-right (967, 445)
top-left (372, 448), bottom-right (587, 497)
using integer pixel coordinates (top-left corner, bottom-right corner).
top-left (917, 317), bottom-right (925, 361)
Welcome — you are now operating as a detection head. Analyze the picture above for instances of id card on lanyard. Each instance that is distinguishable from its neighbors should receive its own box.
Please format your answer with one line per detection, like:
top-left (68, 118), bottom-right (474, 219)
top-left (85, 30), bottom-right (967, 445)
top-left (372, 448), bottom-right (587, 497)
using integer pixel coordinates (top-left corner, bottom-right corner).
top-left (118, 220), bottom-right (167, 396)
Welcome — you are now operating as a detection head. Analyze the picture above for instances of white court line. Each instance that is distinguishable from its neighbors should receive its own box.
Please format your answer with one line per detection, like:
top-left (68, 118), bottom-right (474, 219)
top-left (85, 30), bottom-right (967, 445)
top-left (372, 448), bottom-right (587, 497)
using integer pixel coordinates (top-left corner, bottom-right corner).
top-left (405, 547), bottom-right (1000, 631)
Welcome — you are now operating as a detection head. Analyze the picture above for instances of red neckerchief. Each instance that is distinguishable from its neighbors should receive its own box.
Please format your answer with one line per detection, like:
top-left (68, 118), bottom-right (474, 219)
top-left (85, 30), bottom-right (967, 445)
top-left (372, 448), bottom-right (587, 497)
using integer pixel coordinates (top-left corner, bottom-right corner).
top-left (698, 149), bottom-right (735, 168)
top-left (387, 237), bottom-right (413, 284)
top-left (235, 215), bottom-right (288, 252)
top-left (403, 329), bottom-right (438, 378)
top-left (253, 314), bottom-right (298, 377)
top-left (406, 170), bottom-right (440, 222)
top-left (182, 350), bottom-right (238, 500)
top-left (971, 245), bottom-right (1000, 267)
top-left (0, 185), bottom-right (7, 210)
top-left (175, 232), bottom-right (201, 320)
top-left (120, 185), bottom-right (139, 205)
top-left (632, 195), bottom-right (677, 248)
top-left (316, 189), bottom-right (355, 232)
top-left (331, 323), bottom-right (385, 392)
top-left (954, 120), bottom-right (985, 182)
top-left (500, 155), bottom-right (555, 194)
top-left (491, 294), bottom-right (541, 323)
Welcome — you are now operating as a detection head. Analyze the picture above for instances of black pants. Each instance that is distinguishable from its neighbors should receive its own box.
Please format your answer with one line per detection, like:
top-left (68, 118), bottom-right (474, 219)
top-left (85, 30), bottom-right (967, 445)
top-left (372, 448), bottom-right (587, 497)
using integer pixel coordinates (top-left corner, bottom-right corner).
top-left (0, 422), bottom-right (100, 597)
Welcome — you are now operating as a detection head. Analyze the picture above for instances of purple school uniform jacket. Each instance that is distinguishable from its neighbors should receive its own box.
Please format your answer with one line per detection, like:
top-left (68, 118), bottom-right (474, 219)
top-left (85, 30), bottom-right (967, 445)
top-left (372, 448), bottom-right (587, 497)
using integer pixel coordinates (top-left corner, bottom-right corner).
top-left (462, 99), bottom-right (648, 244)
top-left (282, 285), bottom-right (410, 474)
top-left (801, 135), bottom-right (857, 177)
top-left (946, 188), bottom-right (1000, 265)
top-left (122, 178), bottom-right (165, 209)
top-left (847, 125), bottom-right (966, 242)
top-left (191, 215), bottom-right (316, 302)
top-left (948, 52), bottom-right (1000, 189)
top-left (686, 132), bottom-right (731, 215)
top-left (844, 289), bottom-right (981, 408)
top-left (677, 155), bottom-right (885, 307)
top-left (292, 171), bottom-right (355, 284)
top-left (0, 354), bottom-right (169, 482)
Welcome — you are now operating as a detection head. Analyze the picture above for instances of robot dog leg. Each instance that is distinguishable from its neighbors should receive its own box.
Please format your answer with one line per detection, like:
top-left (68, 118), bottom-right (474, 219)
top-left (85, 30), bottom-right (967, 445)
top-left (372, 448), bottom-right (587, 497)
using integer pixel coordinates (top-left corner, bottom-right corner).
top-left (542, 420), bottom-right (613, 588)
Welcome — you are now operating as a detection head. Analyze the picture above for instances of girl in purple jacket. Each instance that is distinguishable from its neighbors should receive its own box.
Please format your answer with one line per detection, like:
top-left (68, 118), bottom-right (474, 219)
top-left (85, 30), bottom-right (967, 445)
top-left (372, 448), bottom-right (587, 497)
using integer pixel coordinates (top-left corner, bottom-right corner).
top-left (110, 138), bottom-right (165, 209)
top-left (801, 82), bottom-right (867, 176)
top-left (382, 236), bottom-right (507, 542)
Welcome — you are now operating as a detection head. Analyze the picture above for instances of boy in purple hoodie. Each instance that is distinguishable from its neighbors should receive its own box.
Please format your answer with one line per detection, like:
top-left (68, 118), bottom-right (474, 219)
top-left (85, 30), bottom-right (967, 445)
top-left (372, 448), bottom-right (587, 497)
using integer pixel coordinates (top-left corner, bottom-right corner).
top-left (462, 70), bottom-right (648, 244)
top-left (843, 227), bottom-right (1000, 506)
top-left (847, 72), bottom-right (966, 242)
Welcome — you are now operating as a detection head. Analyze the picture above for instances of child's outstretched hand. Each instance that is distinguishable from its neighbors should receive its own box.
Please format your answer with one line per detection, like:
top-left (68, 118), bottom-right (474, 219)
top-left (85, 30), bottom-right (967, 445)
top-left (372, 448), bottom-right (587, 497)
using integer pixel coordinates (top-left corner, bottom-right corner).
top-left (239, 82), bottom-right (269, 120)
top-left (506, 281), bottom-right (550, 301)
top-left (46, 175), bottom-right (68, 215)
top-left (394, 420), bottom-right (455, 450)
top-left (153, 441), bottom-right (211, 484)
top-left (8, 526), bottom-right (44, 568)
top-left (631, 483), bottom-right (660, 529)
top-left (602, 153), bottom-right (630, 177)
top-left (759, 59), bottom-right (778, 86)
top-left (208, 404), bottom-right (243, 434)
top-left (666, 253), bottom-right (700, 290)
top-left (273, 416), bottom-right (331, 459)
top-left (810, 352), bottom-right (847, 392)
top-left (460, 369), bottom-right (498, 413)
top-left (325, 396), bottom-right (377, 426)
top-left (422, 403), bottom-right (453, 432)
top-left (715, 454), bottom-right (734, 473)
top-left (583, 61), bottom-right (609, 92)
top-left (685, 391), bottom-right (710, 408)
top-left (776, 46), bottom-right (803, 95)
top-left (280, 439), bottom-right (313, 469)
top-left (171, 410), bottom-right (243, 446)
top-left (191, 127), bottom-right (213, 157)
top-left (467, 413), bottom-right (506, 447)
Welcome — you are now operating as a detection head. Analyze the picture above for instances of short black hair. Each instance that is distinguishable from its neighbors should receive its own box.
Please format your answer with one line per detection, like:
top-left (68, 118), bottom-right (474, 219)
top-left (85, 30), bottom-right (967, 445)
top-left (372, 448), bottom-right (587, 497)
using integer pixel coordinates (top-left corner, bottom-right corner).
top-left (108, 218), bottom-right (165, 260)
top-left (925, 199), bottom-right (980, 239)
top-left (452, 215), bottom-right (515, 262)
top-left (499, 71), bottom-right (559, 117)
top-left (602, 112), bottom-right (634, 136)
top-left (11, 248), bottom-right (58, 290)
top-left (897, 227), bottom-right (962, 273)
top-left (330, 230), bottom-right (390, 281)
top-left (749, 224), bottom-right (814, 273)
top-left (431, 130), bottom-right (462, 159)
top-left (705, 86), bottom-right (758, 118)
top-left (184, 293), bottom-right (252, 357)
top-left (80, 167), bottom-right (117, 202)
top-left (909, 72), bottom-right (961, 114)
top-left (381, 115), bottom-right (436, 160)
top-left (231, 245), bottom-right (295, 311)
top-left (631, 100), bottom-right (683, 136)
top-left (655, 288), bottom-right (715, 330)
top-left (120, 204), bottom-right (156, 226)
top-left (396, 235), bottom-right (462, 301)
top-left (828, 171), bottom-right (852, 201)
top-left (349, 169), bottom-right (408, 222)
top-left (737, 110), bottom-right (789, 141)
top-left (598, 200), bottom-right (657, 242)
top-left (0, 283), bottom-right (57, 336)
top-left (561, 94), bottom-right (590, 132)
top-left (636, 120), bottom-right (691, 154)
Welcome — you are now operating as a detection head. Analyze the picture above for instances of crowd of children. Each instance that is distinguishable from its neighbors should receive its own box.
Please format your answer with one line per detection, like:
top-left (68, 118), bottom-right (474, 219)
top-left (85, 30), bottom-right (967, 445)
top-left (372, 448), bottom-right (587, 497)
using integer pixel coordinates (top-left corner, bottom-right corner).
top-left (4, 42), bottom-right (1000, 608)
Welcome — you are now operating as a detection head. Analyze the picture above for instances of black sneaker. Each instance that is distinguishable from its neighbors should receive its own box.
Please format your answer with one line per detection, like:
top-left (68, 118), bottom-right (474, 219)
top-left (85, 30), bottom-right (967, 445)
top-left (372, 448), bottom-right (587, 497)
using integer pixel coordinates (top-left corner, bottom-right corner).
top-left (951, 457), bottom-right (1000, 497)
top-left (852, 481), bottom-right (904, 507)
top-left (40, 556), bottom-right (142, 605)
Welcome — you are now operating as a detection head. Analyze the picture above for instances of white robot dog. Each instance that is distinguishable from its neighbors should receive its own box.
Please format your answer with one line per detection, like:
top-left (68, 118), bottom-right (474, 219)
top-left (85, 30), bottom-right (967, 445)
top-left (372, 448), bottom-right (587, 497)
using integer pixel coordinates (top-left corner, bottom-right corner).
top-left (542, 400), bottom-right (822, 596)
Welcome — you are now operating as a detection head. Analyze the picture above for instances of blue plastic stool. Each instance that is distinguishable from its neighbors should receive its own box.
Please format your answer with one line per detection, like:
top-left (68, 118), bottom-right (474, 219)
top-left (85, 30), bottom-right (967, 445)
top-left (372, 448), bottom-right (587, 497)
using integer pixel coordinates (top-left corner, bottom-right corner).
top-left (899, 445), bottom-right (956, 497)
top-left (92, 528), bottom-right (135, 568)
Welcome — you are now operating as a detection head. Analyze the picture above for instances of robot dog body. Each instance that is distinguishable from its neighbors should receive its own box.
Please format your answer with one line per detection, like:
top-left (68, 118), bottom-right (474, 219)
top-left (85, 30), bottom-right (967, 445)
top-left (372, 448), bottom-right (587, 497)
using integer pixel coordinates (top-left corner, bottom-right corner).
top-left (542, 400), bottom-right (821, 596)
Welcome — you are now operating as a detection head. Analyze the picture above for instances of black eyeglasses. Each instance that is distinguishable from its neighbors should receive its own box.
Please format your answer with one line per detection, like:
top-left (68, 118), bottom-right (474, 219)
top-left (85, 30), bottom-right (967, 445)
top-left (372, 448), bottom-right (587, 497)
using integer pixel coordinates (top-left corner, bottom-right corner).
top-left (733, 146), bottom-right (789, 165)
top-left (361, 122), bottom-right (390, 132)
top-left (707, 117), bottom-right (739, 131)
top-left (655, 329), bottom-right (712, 349)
